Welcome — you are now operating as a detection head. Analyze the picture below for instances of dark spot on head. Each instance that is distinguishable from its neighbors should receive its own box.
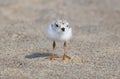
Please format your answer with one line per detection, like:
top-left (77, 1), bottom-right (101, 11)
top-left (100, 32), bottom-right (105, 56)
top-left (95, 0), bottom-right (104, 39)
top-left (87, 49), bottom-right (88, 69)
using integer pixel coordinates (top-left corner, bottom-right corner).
top-left (55, 24), bottom-right (58, 27)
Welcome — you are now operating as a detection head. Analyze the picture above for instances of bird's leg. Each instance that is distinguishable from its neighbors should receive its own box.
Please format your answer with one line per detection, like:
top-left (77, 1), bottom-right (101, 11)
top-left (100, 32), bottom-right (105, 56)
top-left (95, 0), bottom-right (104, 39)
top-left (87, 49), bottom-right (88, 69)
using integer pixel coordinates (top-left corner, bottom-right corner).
top-left (63, 41), bottom-right (71, 60)
top-left (51, 41), bottom-right (56, 60)
top-left (46, 41), bottom-right (60, 60)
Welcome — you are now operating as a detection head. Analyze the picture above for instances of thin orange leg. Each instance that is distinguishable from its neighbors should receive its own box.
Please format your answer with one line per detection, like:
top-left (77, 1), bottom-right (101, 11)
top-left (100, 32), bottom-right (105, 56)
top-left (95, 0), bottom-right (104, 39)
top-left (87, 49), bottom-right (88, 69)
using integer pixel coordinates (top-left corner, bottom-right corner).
top-left (46, 41), bottom-right (61, 60)
top-left (63, 41), bottom-right (71, 60)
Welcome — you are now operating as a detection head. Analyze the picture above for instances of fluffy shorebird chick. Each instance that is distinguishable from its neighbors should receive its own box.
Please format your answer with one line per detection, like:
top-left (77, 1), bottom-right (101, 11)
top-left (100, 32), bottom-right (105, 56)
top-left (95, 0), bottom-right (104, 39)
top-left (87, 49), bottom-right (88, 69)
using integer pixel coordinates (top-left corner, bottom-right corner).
top-left (47, 19), bottom-right (72, 60)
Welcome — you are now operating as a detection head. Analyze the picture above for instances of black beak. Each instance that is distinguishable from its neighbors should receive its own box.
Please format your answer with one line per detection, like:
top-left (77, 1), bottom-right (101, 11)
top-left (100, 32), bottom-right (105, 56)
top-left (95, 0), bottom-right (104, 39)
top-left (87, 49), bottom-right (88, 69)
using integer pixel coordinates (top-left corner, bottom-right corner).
top-left (61, 28), bottom-right (65, 31)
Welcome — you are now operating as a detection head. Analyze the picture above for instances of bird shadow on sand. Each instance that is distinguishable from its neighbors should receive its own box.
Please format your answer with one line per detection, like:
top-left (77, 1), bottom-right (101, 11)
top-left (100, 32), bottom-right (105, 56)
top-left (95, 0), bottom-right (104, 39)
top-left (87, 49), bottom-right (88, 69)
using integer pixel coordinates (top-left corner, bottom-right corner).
top-left (25, 52), bottom-right (57, 59)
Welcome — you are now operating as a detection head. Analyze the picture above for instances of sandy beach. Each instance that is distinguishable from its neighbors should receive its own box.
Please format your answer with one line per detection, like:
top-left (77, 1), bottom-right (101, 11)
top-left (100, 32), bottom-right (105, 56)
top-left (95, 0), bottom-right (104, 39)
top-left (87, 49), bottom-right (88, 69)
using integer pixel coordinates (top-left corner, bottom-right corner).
top-left (0, 0), bottom-right (120, 79)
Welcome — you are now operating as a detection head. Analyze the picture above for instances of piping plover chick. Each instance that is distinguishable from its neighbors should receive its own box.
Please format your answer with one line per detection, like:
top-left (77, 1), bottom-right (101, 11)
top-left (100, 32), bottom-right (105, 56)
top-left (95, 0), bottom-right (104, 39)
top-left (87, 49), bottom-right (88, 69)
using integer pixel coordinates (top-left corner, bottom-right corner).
top-left (47, 19), bottom-right (72, 60)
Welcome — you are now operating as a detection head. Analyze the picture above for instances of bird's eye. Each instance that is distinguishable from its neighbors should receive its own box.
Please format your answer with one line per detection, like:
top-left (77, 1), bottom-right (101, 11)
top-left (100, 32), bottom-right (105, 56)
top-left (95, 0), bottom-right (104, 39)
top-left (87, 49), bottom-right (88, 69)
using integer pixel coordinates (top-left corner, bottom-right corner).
top-left (55, 24), bottom-right (59, 27)
top-left (67, 25), bottom-right (69, 27)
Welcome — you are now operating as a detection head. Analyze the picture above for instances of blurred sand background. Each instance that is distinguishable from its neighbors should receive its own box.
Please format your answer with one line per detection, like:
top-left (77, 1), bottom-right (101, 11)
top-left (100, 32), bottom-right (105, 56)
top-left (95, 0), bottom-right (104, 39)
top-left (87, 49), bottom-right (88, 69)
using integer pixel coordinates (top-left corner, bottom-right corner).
top-left (0, 0), bottom-right (120, 79)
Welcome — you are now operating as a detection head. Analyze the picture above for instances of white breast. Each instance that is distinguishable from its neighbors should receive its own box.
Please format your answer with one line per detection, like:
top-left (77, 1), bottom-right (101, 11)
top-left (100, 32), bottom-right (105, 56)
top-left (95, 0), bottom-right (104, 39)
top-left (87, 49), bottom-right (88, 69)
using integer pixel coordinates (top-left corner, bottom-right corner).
top-left (47, 25), bottom-right (72, 41)
top-left (60, 28), bottom-right (72, 41)
top-left (47, 25), bottom-right (59, 41)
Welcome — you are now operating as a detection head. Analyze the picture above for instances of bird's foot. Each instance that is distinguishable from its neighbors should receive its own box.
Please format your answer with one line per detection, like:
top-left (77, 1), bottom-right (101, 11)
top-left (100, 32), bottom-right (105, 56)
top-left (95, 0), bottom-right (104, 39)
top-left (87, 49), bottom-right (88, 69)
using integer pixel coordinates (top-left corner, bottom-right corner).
top-left (46, 56), bottom-right (61, 60)
top-left (46, 55), bottom-right (71, 60)
top-left (63, 54), bottom-right (71, 60)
